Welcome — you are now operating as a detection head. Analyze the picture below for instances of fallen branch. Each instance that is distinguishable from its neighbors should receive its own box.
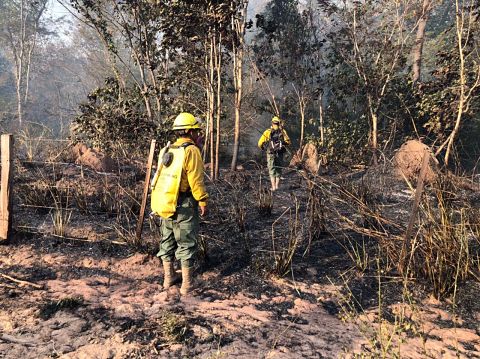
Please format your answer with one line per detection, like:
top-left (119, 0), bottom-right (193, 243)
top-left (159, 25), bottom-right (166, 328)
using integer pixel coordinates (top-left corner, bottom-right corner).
top-left (0, 273), bottom-right (43, 289)
top-left (16, 227), bottom-right (128, 246)
top-left (50, 233), bottom-right (127, 246)
top-left (0, 333), bottom-right (38, 346)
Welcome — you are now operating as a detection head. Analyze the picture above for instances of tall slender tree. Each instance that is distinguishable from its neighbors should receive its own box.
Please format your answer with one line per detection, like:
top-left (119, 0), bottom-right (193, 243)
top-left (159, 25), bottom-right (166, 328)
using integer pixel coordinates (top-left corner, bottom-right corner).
top-left (253, 0), bottom-right (323, 150)
top-left (412, 0), bottom-right (434, 84)
top-left (0, 0), bottom-right (48, 127)
top-left (230, 0), bottom-right (249, 171)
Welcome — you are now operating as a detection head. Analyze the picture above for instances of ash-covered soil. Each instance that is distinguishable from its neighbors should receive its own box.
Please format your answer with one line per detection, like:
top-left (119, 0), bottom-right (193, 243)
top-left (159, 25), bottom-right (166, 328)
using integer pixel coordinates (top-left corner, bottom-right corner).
top-left (1, 164), bottom-right (479, 358)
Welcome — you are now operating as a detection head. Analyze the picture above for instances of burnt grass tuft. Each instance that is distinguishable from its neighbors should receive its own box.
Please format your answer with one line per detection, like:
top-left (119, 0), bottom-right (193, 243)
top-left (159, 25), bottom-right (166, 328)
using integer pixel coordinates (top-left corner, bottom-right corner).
top-left (38, 296), bottom-right (85, 320)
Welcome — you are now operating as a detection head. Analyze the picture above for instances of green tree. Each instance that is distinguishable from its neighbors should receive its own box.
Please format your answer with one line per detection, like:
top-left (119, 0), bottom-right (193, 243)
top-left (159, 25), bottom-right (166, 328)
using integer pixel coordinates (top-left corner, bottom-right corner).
top-left (318, 0), bottom-right (437, 164)
top-left (73, 77), bottom-right (163, 154)
top-left (253, 0), bottom-right (323, 149)
top-left (69, 0), bottom-right (235, 160)
top-left (419, 0), bottom-right (480, 167)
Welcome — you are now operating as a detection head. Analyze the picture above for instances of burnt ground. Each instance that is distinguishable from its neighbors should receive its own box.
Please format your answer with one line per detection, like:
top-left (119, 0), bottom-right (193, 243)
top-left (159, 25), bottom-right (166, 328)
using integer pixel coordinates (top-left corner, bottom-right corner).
top-left (1, 163), bottom-right (480, 358)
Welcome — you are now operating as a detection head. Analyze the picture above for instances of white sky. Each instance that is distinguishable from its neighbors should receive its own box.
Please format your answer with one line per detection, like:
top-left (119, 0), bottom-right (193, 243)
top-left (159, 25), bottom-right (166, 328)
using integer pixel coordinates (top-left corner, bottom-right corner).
top-left (45, 0), bottom-right (74, 43)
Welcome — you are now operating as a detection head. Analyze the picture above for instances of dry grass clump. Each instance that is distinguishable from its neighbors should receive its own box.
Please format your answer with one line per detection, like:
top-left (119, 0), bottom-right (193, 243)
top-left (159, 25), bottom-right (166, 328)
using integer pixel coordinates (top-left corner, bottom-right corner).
top-left (308, 168), bottom-right (479, 300)
top-left (271, 196), bottom-right (301, 276)
top-left (159, 310), bottom-right (189, 343)
top-left (16, 181), bottom-right (56, 210)
top-left (51, 206), bottom-right (72, 237)
top-left (257, 187), bottom-right (273, 216)
top-left (231, 195), bottom-right (247, 232)
top-left (110, 185), bottom-right (143, 246)
top-left (72, 180), bottom-right (91, 214)
top-left (408, 175), bottom-right (480, 299)
top-left (16, 174), bottom-right (71, 212)
top-left (304, 179), bottom-right (327, 255)
top-left (16, 123), bottom-right (53, 161)
top-left (38, 296), bottom-right (85, 320)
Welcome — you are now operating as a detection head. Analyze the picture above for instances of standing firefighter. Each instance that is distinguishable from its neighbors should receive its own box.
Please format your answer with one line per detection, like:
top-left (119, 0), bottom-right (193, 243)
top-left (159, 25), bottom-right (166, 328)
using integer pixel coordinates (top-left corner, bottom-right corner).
top-left (150, 112), bottom-right (208, 295)
top-left (258, 116), bottom-right (291, 191)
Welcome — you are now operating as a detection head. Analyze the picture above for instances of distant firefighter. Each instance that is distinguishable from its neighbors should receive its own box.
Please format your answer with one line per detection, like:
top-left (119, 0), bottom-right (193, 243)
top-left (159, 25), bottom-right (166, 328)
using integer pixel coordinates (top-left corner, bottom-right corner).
top-left (258, 116), bottom-right (291, 191)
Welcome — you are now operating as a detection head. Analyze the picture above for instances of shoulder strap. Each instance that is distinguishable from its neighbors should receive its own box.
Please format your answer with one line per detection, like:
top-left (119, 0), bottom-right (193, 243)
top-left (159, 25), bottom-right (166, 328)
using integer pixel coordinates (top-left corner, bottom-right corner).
top-left (170, 141), bottom-right (195, 149)
top-left (181, 142), bottom-right (194, 148)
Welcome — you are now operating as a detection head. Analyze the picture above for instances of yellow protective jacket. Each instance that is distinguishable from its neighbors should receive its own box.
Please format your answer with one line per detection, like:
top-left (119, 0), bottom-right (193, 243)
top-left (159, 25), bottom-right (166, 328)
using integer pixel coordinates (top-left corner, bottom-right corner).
top-left (151, 138), bottom-right (208, 218)
top-left (258, 127), bottom-right (291, 149)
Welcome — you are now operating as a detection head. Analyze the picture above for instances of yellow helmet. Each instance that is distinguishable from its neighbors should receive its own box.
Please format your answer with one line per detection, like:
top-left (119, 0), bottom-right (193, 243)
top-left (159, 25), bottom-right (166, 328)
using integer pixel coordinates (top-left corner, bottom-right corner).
top-left (272, 116), bottom-right (281, 124)
top-left (172, 112), bottom-right (201, 131)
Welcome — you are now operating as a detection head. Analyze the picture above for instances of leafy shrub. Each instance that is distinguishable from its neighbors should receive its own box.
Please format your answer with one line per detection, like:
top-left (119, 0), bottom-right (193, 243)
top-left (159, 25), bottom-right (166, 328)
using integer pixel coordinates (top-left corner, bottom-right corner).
top-left (72, 77), bottom-right (169, 156)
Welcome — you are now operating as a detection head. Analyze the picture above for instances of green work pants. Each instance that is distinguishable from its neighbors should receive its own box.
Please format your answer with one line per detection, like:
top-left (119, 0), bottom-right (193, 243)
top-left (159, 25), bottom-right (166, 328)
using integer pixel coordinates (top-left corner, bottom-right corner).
top-left (267, 152), bottom-right (284, 178)
top-left (157, 194), bottom-right (199, 268)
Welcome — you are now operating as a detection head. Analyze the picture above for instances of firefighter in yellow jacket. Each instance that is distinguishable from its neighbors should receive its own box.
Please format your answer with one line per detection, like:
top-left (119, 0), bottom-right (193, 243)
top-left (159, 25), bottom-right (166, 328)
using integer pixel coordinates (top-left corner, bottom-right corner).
top-left (150, 112), bottom-right (208, 295)
top-left (258, 116), bottom-right (291, 191)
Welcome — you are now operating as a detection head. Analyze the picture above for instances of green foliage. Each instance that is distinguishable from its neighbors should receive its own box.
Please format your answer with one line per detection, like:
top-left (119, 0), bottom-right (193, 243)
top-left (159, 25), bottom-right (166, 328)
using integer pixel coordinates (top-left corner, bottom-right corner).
top-left (62, 0), bottom-right (480, 169)
top-left (316, 0), bottom-right (413, 162)
top-left (418, 27), bottom-right (480, 143)
top-left (69, 0), bottom-right (237, 154)
top-left (457, 114), bottom-right (480, 169)
top-left (72, 78), bottom-right (167, 155)
top-left (252, 0), bottom-right (325, 149)
top-left (254, 0), bottom-right (313, 81)
top-left (322, 111), bottom-right (370, 164)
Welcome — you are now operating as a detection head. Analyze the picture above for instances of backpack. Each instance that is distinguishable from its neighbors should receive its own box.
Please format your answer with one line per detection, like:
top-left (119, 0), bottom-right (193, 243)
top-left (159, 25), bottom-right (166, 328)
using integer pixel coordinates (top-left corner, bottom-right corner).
top-left (269, 128), bottom-right (285, 154)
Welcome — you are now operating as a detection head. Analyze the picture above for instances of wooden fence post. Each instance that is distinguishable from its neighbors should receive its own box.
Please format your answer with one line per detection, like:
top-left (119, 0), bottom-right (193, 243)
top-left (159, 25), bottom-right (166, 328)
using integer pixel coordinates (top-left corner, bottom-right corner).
top-left (0, 134), bottom-right (13, 242)
top-left (135, 139), bottom-right (157, 243)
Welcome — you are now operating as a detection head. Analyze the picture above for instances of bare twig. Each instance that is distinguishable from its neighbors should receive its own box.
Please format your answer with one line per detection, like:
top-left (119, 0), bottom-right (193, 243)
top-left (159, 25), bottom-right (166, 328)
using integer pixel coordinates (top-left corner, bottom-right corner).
top-left (0, 273), bottom-right (43, 289)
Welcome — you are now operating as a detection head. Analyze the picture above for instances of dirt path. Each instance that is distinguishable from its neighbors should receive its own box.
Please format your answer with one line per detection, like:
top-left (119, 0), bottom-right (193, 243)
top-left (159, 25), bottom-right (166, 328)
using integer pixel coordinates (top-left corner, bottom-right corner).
top-left (0, 237), bottom-right (365, 358)
top-left (2, 170), bottom-right (480, 358)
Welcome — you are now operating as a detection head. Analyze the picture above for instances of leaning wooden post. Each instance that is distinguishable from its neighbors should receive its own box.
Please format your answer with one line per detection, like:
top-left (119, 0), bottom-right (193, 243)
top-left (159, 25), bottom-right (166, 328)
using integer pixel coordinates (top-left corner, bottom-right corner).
top-left (0, 134), bottom-right (13, 242)
top-left (135, 139), bottom-right (157, 243)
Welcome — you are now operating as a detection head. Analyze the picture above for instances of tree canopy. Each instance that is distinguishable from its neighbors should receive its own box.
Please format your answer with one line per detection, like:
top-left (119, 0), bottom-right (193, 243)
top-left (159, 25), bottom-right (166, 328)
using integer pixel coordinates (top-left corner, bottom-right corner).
top-left (0, 0), bottom-right (478, 170)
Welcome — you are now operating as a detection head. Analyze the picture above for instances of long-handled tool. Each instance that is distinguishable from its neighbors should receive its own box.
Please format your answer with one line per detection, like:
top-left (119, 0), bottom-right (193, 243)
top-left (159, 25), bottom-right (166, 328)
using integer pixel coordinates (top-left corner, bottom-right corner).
top-left (136, 141), bottom-right (173, 241)
top-left (135, 139), bottom-right (157, 243)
